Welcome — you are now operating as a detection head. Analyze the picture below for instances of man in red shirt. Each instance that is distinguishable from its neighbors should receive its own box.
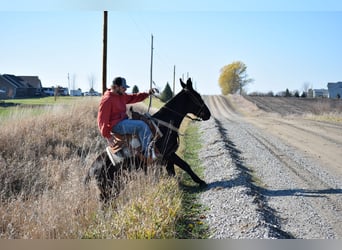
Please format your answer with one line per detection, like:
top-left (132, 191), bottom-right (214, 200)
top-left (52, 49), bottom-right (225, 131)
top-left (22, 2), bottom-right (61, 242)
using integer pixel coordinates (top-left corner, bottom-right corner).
top-left (97, 77), bottom-right (153, 161)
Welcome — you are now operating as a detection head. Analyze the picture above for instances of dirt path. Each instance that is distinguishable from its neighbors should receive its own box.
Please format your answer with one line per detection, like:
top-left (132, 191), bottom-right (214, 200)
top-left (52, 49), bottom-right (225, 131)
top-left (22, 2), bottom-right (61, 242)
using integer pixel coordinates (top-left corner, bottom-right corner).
top-left (231, 95), bottom-right (342, 179)
top-left (199, 95), bottom-right (342, 238)
top-left (246, 115), bottom-right (342, 177)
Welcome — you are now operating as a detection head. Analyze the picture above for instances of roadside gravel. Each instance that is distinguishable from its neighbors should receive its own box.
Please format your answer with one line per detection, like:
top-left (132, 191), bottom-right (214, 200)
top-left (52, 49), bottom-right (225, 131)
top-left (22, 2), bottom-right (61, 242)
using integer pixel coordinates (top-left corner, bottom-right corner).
top-left (197, 96), bottom-right (342, 239)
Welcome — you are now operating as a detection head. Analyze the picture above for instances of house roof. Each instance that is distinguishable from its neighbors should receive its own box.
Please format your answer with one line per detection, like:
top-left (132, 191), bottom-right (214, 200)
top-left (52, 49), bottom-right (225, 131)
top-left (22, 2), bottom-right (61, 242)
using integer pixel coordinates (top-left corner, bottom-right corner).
top-left (0, 74), bottom-right (42, 89)
top-left (0, 74), bottom-right (26, 88)
top-left (19, 76), bottom-right (42, 88)
top-left (327, 82), bottom-right (342, 88)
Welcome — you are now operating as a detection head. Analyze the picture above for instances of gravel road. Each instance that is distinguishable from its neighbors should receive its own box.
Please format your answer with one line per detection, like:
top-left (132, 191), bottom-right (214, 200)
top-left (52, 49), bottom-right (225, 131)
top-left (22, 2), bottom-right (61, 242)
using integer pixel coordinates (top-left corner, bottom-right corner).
top-left (197, 95), bottom-right (342, 239)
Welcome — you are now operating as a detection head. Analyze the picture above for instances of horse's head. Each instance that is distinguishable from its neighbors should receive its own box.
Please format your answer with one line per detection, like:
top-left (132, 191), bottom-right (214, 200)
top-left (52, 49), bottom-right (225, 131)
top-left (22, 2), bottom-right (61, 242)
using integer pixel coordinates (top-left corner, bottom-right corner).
top-left (180, 78), bottom-right (211, 121)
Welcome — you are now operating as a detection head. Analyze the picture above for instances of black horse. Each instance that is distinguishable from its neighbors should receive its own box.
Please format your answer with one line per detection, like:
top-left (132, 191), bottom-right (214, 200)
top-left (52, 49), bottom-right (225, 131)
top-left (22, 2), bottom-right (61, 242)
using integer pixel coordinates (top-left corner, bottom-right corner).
top-left (84, 78), bottom-right (211, 202)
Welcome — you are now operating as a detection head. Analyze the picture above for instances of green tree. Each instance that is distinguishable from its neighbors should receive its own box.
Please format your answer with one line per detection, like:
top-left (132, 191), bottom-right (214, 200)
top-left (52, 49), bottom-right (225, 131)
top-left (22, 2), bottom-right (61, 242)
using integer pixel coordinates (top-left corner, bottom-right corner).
top-left (160, 82), bottom-right (173, 102)
top-left (132, 85), bottom-right (139, 94)
top-left (294, 90), bottom-right (300, 98)
top-left (285, 88), bottom-right (292, 97)
top-left (218, 61), bottom-right (253, 95)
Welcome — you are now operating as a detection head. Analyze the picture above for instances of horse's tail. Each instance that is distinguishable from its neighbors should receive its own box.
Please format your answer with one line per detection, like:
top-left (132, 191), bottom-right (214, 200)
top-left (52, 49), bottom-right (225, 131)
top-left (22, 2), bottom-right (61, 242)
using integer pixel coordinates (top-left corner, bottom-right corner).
top-left (83, 167), bottom-right (92, 186)
top-left (84, 151), bottom-right (108, 187)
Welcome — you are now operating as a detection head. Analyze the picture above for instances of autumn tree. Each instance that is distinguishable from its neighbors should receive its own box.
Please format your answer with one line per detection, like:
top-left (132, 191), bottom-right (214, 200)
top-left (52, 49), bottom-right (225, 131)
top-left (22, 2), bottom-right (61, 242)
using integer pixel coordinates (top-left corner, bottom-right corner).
top-left (218, 61), bottom-right (253, 95)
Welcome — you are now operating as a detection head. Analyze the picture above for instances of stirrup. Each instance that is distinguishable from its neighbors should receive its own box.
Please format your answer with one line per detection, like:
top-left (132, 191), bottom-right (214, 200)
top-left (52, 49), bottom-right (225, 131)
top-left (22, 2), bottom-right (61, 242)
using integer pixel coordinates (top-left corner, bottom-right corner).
top-left (147, 141), bottom-right (162, 161)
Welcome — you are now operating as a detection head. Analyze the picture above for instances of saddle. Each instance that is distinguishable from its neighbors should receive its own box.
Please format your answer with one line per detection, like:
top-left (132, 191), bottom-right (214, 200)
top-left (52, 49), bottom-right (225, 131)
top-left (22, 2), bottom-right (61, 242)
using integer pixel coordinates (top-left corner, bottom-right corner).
top-left (106, 108), bottom-right (162, 165)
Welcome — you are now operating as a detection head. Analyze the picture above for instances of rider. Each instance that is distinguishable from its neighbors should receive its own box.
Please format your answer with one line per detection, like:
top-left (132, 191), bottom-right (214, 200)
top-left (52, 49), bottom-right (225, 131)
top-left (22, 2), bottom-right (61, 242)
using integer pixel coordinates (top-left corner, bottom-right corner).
top-left (97, 76), bottom-right (154, 161)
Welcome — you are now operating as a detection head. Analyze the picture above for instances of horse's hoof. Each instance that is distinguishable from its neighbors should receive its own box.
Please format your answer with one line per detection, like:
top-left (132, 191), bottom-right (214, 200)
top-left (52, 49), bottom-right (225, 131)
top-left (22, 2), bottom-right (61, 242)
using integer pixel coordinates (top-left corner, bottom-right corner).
top-left (199, 181), bottom-right (208, 189)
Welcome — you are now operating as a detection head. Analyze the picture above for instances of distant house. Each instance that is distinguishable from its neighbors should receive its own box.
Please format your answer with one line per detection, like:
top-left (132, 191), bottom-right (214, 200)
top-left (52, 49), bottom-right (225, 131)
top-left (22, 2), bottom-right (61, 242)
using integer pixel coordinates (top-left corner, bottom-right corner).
top-left (59, 87), bottom-right (69, 96)
top-left (327, 82), bottom-right (342, 99)
top-left (41, 87), bottom-right (55, 96)
top-left (312, 88), bottom-right (329, 98)
top-left (0, 74), bottom-right (42, 99)
top-left (42, 86), bottom-right (69, 96)
top-left (70, 89), bottom-right (82, 96)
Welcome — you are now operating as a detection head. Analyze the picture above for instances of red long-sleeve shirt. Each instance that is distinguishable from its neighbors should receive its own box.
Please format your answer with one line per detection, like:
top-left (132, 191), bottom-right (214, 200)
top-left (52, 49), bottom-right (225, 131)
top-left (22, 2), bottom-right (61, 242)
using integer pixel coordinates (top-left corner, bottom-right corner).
top-left (97, 89), bottom-right (149, 139)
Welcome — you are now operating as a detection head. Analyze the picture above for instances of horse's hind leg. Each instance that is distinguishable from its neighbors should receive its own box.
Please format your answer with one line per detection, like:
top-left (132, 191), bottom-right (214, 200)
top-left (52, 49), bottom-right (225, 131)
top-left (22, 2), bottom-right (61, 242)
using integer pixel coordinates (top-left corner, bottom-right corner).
top-left (98, 182), bottom-right (112, 204)
top-left (166, 160), bottom-right (176, 176)
top-left (88, 151), bottom-right (121, 204)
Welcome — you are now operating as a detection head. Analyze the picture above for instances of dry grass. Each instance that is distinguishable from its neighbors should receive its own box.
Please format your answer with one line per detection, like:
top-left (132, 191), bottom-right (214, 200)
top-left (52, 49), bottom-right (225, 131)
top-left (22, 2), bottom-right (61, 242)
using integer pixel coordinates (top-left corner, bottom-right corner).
top-left (83, 174), bottom-right (181, 239)
top-left (304, 112), bottom-right (342, 123)
top-left (0, 98), bottom-right (182, 239)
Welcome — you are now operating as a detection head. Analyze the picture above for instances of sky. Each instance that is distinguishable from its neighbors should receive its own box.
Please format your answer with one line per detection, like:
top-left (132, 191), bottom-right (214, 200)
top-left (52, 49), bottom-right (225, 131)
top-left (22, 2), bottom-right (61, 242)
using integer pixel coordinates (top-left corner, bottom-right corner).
top-left (1, 1), bottom-right (342, 95)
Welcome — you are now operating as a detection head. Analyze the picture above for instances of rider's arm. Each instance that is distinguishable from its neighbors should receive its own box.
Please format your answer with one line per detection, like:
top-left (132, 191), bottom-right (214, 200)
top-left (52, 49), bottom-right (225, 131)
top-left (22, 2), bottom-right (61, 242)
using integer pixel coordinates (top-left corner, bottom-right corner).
top-left (125, 92), bottom-right (150, 104)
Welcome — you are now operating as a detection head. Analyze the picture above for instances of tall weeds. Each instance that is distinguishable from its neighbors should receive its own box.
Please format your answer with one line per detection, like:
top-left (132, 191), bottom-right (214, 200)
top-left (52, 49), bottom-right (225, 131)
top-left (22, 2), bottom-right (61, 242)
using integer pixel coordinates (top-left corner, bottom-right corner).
top-left (0, 98), bottom-right (181, 238)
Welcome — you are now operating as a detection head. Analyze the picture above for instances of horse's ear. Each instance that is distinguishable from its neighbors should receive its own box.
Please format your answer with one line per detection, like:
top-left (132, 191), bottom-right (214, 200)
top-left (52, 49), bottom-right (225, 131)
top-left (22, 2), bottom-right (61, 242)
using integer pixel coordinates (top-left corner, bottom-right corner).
top-left (186, 78), bottom-right (193, 90)
top-left (180, 78), bottom-right (186, 89)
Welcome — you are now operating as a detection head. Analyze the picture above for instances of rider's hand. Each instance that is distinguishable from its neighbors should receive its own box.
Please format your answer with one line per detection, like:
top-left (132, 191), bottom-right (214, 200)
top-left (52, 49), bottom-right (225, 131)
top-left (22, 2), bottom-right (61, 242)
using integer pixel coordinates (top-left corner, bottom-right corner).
top-left (149, 88), bottom-right (159, 95)
top-left (106, 137), bottom-right (115, 147)
top-left (149, 88), bottom-right (155, 95)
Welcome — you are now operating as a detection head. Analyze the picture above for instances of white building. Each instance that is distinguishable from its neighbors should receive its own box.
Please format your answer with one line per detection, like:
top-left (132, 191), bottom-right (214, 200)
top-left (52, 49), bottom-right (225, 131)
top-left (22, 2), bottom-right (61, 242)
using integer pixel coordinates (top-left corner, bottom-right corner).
top-left (313, 88), bottom-right (329, 98)
top-left (70, 89), bottom-right (82, 96)
top-left (327, 82), bottom-right (342, 99)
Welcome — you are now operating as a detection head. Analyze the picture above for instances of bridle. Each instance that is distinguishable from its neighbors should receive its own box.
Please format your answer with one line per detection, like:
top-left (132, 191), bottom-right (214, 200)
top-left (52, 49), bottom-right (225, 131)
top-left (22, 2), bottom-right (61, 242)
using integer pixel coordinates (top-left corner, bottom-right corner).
top-left (185, 89), bottom-right (207, 121)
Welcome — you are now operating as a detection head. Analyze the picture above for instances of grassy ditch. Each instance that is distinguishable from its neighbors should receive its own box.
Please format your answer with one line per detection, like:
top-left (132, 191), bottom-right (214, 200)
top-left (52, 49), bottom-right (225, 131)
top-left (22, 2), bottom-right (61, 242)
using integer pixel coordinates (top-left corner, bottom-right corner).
top-left (176, 122), bottom-right (209, 238)
top-left (0, 97), bottom-right (208, 239)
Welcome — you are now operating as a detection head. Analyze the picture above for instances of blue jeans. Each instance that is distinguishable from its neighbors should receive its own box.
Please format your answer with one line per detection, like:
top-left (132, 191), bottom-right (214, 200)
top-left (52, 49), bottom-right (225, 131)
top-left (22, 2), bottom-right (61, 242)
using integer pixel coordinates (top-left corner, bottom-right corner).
top-left (112, 119), bottom-right (152, 157)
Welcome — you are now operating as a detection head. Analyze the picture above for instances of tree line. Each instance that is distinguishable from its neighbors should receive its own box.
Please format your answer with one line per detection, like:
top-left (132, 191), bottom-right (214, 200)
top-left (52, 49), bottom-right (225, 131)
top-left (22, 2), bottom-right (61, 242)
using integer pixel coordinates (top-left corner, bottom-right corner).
top-left (218, 60), bottom-right (327, 98)
top-left (131, 59), bottom-right (319, 99)
top-left (132, 82), bottom-right (173, 102)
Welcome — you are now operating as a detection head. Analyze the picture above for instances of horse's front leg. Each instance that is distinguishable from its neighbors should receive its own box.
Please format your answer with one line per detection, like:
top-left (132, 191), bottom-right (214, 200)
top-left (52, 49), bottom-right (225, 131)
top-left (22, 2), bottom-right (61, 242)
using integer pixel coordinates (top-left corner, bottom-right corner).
top-left (171, 153), bottom-right (207, 187)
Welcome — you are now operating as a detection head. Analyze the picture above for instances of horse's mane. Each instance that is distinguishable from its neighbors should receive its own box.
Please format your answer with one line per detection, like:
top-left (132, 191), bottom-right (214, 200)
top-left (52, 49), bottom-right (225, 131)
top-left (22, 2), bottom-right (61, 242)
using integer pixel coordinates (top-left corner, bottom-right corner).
top-left (152, 88), bottom-right (187, 128)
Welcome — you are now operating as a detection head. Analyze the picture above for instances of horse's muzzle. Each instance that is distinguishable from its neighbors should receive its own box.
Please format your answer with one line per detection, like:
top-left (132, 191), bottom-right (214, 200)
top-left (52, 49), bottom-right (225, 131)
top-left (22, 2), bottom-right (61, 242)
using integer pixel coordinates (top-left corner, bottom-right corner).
top-left (200, 108), bottom-right (211, 121)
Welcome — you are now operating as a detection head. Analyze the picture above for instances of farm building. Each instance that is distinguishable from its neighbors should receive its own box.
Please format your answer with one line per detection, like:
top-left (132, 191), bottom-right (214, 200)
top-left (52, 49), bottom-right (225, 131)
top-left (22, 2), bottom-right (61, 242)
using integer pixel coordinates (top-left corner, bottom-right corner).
top-left (312, 88), bottom-right (329, 98)
top-left (327, 82), bottom-right (342, 99)
top-left (0, 74), bottom-right (42, 99)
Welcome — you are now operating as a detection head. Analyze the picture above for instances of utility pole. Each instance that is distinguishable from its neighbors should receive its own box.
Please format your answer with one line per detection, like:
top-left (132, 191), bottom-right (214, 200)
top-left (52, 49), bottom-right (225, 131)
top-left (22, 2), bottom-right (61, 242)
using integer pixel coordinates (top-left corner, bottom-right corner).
top-left (67, 73), bottom-right (70, 94)
top-left (148, 34), bottom-right (154, 112)
top-left (102, 11), bottom-right (108, 94)
top-left (173, 65), bottom-right (175, 97)
top-left (150, 34), bottom-right (154, 91)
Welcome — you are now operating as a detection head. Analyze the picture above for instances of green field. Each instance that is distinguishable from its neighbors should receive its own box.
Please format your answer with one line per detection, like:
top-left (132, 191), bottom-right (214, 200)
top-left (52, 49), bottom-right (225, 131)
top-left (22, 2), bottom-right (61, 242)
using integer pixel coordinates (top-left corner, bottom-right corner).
top-left (0, 96), bottom-right (98, 119)
top-left (1, 96), bottom-right (91, 105)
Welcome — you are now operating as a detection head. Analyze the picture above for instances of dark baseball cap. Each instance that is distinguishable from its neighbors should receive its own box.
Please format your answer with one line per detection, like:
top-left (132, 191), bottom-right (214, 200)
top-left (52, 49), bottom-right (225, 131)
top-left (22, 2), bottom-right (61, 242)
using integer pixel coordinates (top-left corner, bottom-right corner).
top-left (112, 77), bottom-right (130, 88)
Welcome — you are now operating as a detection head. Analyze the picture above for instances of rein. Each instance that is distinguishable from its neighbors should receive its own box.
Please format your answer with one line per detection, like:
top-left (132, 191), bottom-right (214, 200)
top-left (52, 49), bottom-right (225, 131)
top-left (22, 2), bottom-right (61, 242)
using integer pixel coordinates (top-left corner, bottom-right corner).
top-left (151, 116), bottom-right (184, 136)
top-left (161, 105), bottom-right (203, 122)
top-left (147, 95), bottom-right (152, 113)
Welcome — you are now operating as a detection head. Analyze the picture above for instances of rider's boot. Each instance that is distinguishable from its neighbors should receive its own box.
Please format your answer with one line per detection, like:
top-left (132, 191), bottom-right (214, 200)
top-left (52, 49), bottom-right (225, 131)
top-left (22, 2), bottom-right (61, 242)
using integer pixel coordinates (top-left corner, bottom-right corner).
top-left (106, 146), bottom-right (124, 165)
